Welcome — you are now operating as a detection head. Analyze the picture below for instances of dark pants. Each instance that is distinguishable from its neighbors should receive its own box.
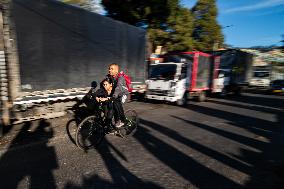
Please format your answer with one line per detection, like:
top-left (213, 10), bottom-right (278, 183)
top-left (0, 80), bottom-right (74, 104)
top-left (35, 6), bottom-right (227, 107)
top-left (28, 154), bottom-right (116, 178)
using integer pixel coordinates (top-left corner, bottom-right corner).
top-left (113, 98), bottom-right (126, 123)
top-left (103, 98), bottom-right (126, 126)
top-left (103, 101), bottom-right (114, 126)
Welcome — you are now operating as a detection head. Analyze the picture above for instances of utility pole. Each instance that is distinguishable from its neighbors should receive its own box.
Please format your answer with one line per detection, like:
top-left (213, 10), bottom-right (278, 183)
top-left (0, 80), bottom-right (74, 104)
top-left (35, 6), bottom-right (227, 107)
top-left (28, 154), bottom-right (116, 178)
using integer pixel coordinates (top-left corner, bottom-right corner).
top-left (0, 1), bottom-right (21, 135)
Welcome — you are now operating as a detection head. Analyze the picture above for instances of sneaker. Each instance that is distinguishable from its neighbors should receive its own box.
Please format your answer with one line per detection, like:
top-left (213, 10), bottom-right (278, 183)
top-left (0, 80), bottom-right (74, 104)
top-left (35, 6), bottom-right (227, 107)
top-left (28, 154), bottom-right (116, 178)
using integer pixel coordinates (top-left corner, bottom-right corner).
top-left (115, 120), bottom-right (124, 128)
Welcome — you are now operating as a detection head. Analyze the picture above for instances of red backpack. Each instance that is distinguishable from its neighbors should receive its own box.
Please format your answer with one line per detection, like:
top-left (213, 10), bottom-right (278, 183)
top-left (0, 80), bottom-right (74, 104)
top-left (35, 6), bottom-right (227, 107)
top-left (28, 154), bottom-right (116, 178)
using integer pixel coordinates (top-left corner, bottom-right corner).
top-left (117, 71), bottom-right (132, 92)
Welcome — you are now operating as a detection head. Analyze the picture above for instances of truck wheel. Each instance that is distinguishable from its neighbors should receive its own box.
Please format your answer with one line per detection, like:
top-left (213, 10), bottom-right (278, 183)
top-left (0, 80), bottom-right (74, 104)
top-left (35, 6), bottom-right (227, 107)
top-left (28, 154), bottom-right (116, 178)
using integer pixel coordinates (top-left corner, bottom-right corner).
top-left (198, 92), bottom-right (206, 102)
top-left (220, 88), bottom-right (227, 97)
top-left (176, 93), bottom-right (187, 106)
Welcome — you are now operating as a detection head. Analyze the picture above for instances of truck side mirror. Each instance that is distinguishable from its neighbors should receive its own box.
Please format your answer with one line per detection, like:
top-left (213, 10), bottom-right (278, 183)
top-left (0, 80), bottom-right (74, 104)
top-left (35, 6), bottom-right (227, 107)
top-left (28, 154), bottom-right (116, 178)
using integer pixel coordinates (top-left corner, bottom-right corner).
top-left (219, 73), bottom-right (225, 78)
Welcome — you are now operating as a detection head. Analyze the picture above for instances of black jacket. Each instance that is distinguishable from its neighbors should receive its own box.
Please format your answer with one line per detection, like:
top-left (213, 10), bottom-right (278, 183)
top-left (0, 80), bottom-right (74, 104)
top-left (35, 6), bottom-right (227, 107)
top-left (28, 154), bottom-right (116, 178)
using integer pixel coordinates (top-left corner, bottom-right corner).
top-left (78, 87), bottom-right (113, 110)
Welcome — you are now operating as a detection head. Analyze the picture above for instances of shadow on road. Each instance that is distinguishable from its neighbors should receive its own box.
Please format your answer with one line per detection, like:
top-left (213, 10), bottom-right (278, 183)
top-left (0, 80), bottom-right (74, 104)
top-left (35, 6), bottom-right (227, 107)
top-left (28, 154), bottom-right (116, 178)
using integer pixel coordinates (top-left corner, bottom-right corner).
top-left (0, 119), bottom-right (58, 189)
top-left (207, 98), bottom-right (281, 115)
top-left (64, 139), bottom-right (162, 189)
top-left (140, 118), bottom-right (252, 176)
top-left (227, 94), bottom-right (284, 110)
top-left (178, 94), bottom-right (284, 189)
top-left (135, 120), bottom-right (243, 189)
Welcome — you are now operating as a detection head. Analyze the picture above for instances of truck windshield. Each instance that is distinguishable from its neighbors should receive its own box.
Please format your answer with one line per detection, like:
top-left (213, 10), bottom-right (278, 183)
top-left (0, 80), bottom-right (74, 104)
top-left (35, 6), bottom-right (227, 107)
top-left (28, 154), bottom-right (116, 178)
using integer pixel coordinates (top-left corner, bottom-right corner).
top-left (162, 54), bottom-right (193, 63)
top-left (254, 71), bottom-right (269, 78)
top-left (149, 64), bottom-right (177, 80)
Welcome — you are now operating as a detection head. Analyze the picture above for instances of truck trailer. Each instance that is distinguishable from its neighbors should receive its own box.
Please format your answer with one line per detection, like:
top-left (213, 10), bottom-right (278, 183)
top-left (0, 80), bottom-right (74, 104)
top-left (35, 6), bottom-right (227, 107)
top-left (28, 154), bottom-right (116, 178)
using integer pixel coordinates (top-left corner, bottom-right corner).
top-left (0, 0), bottom-right (146, 134)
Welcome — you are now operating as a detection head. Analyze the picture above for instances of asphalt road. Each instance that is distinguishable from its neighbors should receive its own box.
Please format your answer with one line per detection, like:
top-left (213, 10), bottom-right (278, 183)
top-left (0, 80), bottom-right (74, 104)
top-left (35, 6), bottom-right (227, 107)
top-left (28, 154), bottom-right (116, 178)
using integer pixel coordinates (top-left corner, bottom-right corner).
top-left (0, 93), bottom-right (284, 189)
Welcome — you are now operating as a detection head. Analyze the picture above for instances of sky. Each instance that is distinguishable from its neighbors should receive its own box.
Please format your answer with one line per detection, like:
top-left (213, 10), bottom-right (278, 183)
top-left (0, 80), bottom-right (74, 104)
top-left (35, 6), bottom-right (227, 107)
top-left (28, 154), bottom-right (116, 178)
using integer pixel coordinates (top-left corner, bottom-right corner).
top-left (181, 0), bottom-right (284, 48)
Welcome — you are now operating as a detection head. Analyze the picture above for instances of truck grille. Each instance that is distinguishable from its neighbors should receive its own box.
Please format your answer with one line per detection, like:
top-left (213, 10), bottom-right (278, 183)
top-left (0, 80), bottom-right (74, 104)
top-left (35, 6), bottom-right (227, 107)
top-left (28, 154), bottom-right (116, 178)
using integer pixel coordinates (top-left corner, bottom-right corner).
top-left (147, 89), bottom-right (168, 96)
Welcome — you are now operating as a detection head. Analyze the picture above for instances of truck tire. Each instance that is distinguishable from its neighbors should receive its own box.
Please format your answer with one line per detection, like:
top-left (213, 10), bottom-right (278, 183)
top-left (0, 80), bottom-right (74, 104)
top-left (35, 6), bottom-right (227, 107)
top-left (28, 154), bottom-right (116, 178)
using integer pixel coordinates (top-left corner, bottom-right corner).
top-left (220, 88), bottom-right (227, 97)
top-left (198, 92), bottom-right (206, 102)
top-left (176, 93), bottom-right (187, 106)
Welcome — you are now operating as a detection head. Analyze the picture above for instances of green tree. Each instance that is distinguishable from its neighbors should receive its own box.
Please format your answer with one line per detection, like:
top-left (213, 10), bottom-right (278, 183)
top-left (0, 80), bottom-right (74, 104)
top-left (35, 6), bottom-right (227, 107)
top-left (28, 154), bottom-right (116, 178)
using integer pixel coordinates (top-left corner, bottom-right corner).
top-left (102, 0), bottom-right (194, 52)
top-left (165, 7), bottom-right (194, 51)
top-left (101, 0), bottom-right (178, 27)
top-left (192, 0), bottom-right (224, 51)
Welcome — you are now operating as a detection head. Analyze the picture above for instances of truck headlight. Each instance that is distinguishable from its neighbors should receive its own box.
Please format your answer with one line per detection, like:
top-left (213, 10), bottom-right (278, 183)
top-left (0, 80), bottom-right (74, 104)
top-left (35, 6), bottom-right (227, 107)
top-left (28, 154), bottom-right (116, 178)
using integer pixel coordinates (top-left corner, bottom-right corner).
top-left (170, 81), bottom-right (176, 88)
top-left (168, 88), bottom-right (176, 96)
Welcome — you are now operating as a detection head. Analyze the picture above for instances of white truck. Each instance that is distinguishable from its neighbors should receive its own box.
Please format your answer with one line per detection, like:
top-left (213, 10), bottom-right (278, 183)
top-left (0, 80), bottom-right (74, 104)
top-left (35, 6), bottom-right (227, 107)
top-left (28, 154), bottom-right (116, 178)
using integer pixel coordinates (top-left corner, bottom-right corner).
top-left (249, 69), bottom-right (270, 88)
top-left (145, 51), bottom-right (217, 105)
top-left (249, 65), bottom-right (284, 88)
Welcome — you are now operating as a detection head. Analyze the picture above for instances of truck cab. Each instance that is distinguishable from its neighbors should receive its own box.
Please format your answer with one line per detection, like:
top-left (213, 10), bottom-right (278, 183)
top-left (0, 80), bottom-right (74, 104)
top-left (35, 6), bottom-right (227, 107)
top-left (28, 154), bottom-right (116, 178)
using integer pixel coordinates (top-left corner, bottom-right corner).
top-left (212, 69), bottom-right (231, 95)
top-left (146, 62), bottom-right (188, 105)
top-left (249, 70), bottom-right (270, 88)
